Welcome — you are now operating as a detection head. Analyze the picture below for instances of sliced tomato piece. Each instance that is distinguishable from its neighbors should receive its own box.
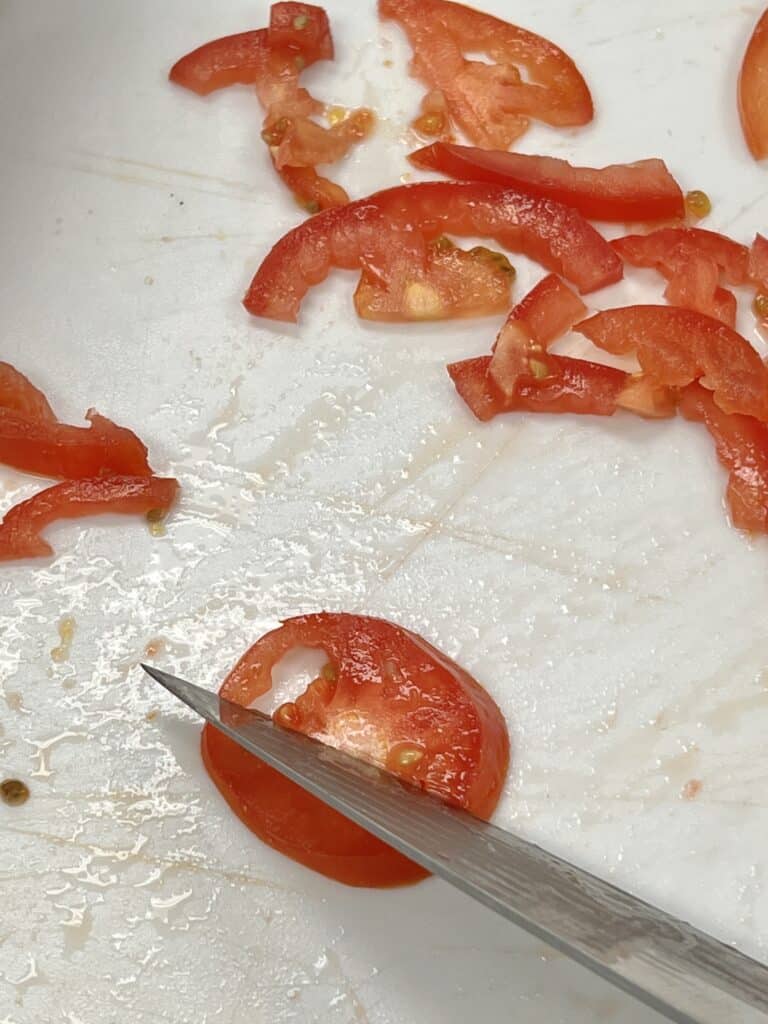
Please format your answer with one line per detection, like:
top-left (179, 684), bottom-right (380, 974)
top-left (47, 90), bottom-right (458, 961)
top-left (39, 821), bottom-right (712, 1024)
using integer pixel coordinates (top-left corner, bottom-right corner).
top-left (0, 476), bottom-right (179, 562)
top-left (353, 236), bottom-right (515, 321)
top-left (379, 0), bottom-right (592, 149)
top-left (662, 251), bottom-right (737, 328)
top-left (0, 362), bottom-right (55, 422)
top-left (268, 2), bottom-right (334, 62)
top-left (0, 410), bottom-right (151, 480)
top-left (244, 181), bottom-right (623, 322)
top-left (410, 143), bottom-right (684, 223)
top-left (739, 8), bottom-right (768, 160)
top-left (169, 30), bottom-right (269, 96)
top-left (171, 5), bottom-right (371, 212)
top-left (749, 232), bottom-right (768, 292)
top-left (679, 382), bottom-right (768, 532)
top-left (576, 305), bottom-right (768, 420)
top-left (612, 228), bottom-right (749, 286)
top-left (449, 354), bottom-right (674, 422)
top-left (202, 613), bottom-right (510, 887)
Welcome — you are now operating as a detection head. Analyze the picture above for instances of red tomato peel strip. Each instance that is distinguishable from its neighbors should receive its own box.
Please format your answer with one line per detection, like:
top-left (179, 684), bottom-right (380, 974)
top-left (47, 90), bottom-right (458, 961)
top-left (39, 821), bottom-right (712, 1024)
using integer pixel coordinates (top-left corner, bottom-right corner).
top-left (244, 181), bottom-right (623, 322)
top-left (379, 0), bottom-right (592, 149)
top-left (0, 362), bottom-right (56, 422)
top-left (169, 30), bottom-right (269, 95)
top-left (202, 612), bottom-right (510, 888)
top-left (739, 8), bottom-right (768, 160)
top-left (679, 382), bottom-right (768, 533)
top-left (449, 355), bottom-right (675, 422)
top-left (410, 143), bottom-right (684, 223)
top-left (0, 476), bottom-right (179, 562)
top-left (662, 252), bottom-right (737, 328)
top-left (576, 305), bottom-right (768, 421)
top-left (612, 229), bottom-right (749, 286)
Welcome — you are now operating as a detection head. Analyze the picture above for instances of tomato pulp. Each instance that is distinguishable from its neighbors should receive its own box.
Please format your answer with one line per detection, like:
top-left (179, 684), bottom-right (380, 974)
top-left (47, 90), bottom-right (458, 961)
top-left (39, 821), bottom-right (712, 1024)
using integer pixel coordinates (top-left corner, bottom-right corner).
top-left (202, 613), bottom-right (510, 887)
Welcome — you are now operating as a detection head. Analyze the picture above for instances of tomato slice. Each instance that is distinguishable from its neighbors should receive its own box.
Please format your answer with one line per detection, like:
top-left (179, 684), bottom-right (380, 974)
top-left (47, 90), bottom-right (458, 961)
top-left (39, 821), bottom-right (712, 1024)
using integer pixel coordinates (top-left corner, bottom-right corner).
top-left (0, 362), bottom-right (55, 422)
top-left (749, 232), bottom-right (768, 292)
top-left (410, 143), bottom-right (684, 223)
top-left (353, 236), bottom-right (515, 321)
top-left (661, 252), bottom-right (737, 328)
top-left (679, 382), bottom-right (768, 533)
top-left (379, 0), bottom-right (592, 149)
top-left (739, 8), bottom-right (768, 160)
top-left (612, 228), bottom-right (749, 286)
top-left (170, 4), bottom-right (371, 212)
top-left (576, 305), bottom-right (768, 420)
top-left (0, 476), bottom-right (179, 562)
top-left (169, 30), bottom-right (269, 96)
top-left (202, 613), bottom-right (510, 887)
top-left (0, 410), bottom-right (151, 480)
top-left (448, 354), bottom-right (674, 422)
top-left (244, 181), bottom-right (623, 322)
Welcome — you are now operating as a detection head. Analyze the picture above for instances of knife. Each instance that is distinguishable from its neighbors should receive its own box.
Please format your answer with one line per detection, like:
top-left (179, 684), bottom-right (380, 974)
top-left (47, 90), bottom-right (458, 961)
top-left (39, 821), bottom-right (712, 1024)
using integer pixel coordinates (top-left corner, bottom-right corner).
top-left (141, 663), bottom-right (768, 1024)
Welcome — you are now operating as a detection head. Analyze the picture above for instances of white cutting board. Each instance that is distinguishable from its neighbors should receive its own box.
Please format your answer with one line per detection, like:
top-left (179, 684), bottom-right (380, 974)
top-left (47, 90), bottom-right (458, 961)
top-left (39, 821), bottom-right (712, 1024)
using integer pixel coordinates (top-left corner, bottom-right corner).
top-left (2, 1), bottom-right (768, 1021)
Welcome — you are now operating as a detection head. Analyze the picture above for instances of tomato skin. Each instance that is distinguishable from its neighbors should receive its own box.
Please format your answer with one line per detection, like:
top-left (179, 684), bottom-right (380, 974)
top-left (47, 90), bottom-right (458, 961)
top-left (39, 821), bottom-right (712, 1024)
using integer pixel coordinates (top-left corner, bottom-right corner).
top-left (612, 229), bottom-right (749, 286)
top-left (169, 30), bottom-right (269, 96)
top-left (410, 144), bottom-right (685, 223)
top-left (0, 362), bottom-right (55, 422)
top-left (353, 236), bottom-right (515, 321)
top-left (244, 181), bottom-right (622, 322)
top-left (0, 410), bottom-right (151, 480)
top-left (679, 382), bottom-right (768, 533)
top-left (739, 8), bottom-right (768, 160)
top-left (749, 232), bottom-right (768, 292)
top-left (0, 476), bottom-right (178, 562)
top-left (379, 0), bottom-right (592, 148)
top-left (576, 305), bottom-right (768, 420)
top-left (503, 273), bottom-right (587, 348)
top-left (202, 613), bottom-right (510, 888)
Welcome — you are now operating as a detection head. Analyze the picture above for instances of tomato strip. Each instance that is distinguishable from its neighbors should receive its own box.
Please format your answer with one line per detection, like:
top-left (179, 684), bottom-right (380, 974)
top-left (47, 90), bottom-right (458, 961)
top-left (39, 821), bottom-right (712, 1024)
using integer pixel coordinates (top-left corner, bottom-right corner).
top-left (679, 382), bottom-right (768, 533)
top-left (612, 228), bottom-right (749, 285)
top-left (739, 8), bottom-right (768, 160)
top-left (169, 30), bottom-right (269, 95)
top-left (0, 362), bottom-right (56, 422)
top-left (379, 0), bottom-right (592, 148)
top-left (410, 143), bottom-right (684, 222)
top-left (244, 181), bottom-right (623, 322)
top-left (203, 612), bottom-right (509, 887)
top-left (0, 476), bottom-right (179, 562)
top-left (576, 305), bottom-right (768, 420)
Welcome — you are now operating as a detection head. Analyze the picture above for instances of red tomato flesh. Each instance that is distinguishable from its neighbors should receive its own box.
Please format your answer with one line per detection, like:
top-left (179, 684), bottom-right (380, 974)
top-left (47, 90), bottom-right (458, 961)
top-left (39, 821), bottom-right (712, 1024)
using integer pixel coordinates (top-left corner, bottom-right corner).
top-left (353, 236), bottom-right (515, 321)
top-left (410, 143), bottom-right (684, 223)
top-left (244, 181), bottom-right (623, 322)
top-left (749, 232), bottom-right (768, 292)
top-left (612, 228), bottom-right (749, 286)
top-left (169, 30), bottom-right (269, 96)
top-left (576, 306), bottom-right (768, 420)
top-left (662, 252), bottom-right (737, 328)
top-left (679, 382), bottom-right (768, 533)
top-left (0, 476), bottom-right (179, 562)
top-left (739, 8), bottom-right (768, 160)
top-left (268, 2), bottom-right (334, 62)
top-left (379, 0), bottom-right (592, 149)
top-left (202, 612), bottom-right (510, 887)
top-left (448, 355), bottom-right (674, 422)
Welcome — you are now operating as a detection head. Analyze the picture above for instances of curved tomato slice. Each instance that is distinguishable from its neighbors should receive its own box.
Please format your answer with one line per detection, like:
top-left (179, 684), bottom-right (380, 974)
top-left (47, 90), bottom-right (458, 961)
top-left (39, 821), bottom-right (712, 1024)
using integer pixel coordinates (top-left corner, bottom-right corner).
top-left (202, 612), bottom-right (510, 887)
top-left (576, 305), bottom-right (768, 420)
top-left (410, 143), bottom-right (684, 223)
top-left (379, 0), bottom-right (592, 149)
top-left (739, 8), bottom-right (768, 160)
top-left (244, 181), bottom-right (623, 322)
top-left (0, 410), bottom-right (151, 480)
top-left (0, 362), bottom-right (55, 422)
top-left (170, 4), bottom-right (371, 212)
top-left (448, 355), bottom-right (674, 422)
top-left (661, 252), bottom-right (737, 328)
top-left (0, 476), bottom-right (179, 562)
top-left (353, 236), bottom-right (515, 321)
top-left (680, 382), bottom-right (768, 533)
top-left (612, 228), bottom-right (749, 286)
top-left (169, 30), bottom-right (269, 95)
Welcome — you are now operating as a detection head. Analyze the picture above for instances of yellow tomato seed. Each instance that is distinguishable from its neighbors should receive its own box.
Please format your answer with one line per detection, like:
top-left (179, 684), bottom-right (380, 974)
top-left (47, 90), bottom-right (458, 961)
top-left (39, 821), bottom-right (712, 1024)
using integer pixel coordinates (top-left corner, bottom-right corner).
top-left (754, 293), bottom-right (768, 319)
top-left (528, 358), bottom-right (550, 380)
top-left (293, 14), bottom-right (309, 29)
top-left (685, 189), bottom-right (712, 219)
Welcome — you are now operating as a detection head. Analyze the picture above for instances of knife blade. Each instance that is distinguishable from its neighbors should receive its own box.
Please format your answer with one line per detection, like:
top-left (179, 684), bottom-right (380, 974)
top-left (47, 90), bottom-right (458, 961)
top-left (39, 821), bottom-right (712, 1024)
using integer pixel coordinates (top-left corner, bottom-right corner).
top-left (141, 663), bottom-right (768, 1024)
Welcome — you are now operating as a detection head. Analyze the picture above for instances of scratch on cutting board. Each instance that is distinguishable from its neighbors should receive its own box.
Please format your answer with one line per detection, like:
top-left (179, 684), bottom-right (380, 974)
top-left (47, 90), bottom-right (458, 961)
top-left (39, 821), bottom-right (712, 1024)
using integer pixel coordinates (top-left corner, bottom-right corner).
top-left (73, 149), bottom-right (258, 192)
top-left (60, 150), bottom-right (267, 205)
